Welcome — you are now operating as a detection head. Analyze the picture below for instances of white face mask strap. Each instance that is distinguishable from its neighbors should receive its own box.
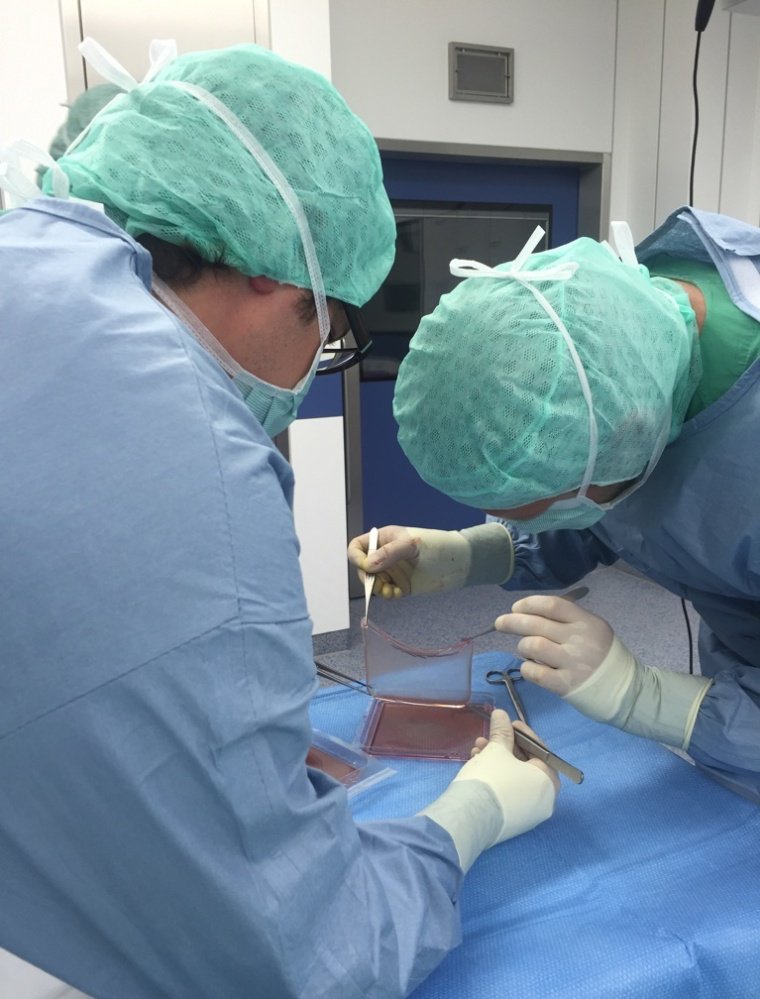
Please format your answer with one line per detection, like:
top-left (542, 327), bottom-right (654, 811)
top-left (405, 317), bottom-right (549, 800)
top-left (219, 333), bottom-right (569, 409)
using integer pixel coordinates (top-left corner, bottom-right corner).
top-left (448, 225), bottom-right (596, 495)
top-left (450, 228), bottom-right (579, 283)
top-left (518, 279), bottom-right (599, 496)
top-left (78, 37), bottom-right (139, 92)
top-left (608, 220), bottom-right (639, 268)
top-left (152, 275), bottom-right (249, 379)
top-left (77, 36), bottom-right (177, 92)
top-left (511, 225), bottom-right (546, 270)
top-left (170, 80), bottom-right (330, 347)
top-left (153, 274), bottom-right (305, 398)
top-left (144, 39), bottom-right (180, 82)
top-left (66, 37), bottom-right (175, 165)
top-left (0, 139), bottom-right (70, 206)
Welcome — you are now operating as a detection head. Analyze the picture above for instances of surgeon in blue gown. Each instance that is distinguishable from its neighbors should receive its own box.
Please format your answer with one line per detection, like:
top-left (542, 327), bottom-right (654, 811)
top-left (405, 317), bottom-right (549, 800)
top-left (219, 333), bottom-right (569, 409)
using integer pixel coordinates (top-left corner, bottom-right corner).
top-left (351, 207), bottom-right (760, 803)
top-left (0, 41), bottom-right (560, 999)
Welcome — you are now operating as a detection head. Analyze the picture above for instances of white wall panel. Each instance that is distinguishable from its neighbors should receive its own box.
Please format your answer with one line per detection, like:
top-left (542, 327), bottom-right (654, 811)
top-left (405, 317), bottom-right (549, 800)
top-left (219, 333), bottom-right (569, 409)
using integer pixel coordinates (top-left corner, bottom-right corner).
top-left (609, 0), bottom-right (665, 240)
top-left (720, 12), bottom-right (760, 223)
top-left (0, 0), bottom-right (67, 208)
top-left (78, 0), bottom-right (256, 89)
top-left (610, 0), bottom-right (760, 234)
top-left (289, 416), bottom-right (350, 635)
top-left (269, 0), bottom-right (332, 78)
top-left (656, 0), bottom-right (731, 221)
top-left (329, 0), bottom-right (617, 153)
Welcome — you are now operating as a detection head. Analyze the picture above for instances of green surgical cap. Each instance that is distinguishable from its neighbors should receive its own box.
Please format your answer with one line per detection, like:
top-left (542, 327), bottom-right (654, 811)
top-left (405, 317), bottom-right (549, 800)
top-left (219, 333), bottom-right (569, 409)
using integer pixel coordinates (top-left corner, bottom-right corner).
top-left (49, 84), bottom-right (123, 161)
top-left (393, 238), bottom-right (702, 510)
top-left (52, 45), bottom-right (395, 306)
top-left (36, 84), bottom-right (122, 186)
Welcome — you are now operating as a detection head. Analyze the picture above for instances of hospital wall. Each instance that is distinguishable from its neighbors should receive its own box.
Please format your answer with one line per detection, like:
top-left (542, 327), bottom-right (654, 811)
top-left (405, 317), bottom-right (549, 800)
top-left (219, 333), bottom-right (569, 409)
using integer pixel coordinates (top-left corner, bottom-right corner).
top-left (328, 0), bottom-right (760, 238)
top-left (7, 1), bottom-right (760, 231)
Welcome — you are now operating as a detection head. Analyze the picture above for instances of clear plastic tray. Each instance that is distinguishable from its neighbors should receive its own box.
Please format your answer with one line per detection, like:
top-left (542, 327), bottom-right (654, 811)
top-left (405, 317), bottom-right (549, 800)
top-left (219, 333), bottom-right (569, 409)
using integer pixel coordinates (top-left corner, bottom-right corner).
top-left (358, 693), bottom-right (494, 761)
top-left (307, 730), bottom-right (396, 797)
top-left (361, 618), bottom-right (473, 706)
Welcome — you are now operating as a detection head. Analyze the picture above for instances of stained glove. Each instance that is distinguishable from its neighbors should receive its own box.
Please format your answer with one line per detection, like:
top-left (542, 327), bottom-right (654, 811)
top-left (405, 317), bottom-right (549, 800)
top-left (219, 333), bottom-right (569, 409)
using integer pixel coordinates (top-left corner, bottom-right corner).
top-left (347, 523), bottom-right (513, 598)
top-left (419, 709), bottom-right (558, 871)
top-left (496, 595), bottom-right (713, 750)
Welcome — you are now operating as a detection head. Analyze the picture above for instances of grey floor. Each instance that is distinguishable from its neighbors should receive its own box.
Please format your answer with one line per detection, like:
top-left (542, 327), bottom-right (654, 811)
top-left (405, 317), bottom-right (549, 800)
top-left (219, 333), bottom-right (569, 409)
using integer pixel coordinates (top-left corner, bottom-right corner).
top-left (313, 562), bottom-right (700, 684)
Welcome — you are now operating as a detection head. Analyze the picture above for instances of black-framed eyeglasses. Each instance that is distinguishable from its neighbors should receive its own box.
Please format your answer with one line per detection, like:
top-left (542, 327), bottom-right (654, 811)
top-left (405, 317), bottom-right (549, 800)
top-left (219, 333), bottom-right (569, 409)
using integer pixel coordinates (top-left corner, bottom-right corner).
top-left (316, 302), bottom-right (373, 376)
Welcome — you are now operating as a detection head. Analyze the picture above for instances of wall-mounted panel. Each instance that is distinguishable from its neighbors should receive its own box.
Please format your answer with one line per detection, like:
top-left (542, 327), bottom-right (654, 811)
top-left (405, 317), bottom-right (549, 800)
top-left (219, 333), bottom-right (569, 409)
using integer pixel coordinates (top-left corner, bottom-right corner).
top-left (329, 0), bottom-right (617, 154)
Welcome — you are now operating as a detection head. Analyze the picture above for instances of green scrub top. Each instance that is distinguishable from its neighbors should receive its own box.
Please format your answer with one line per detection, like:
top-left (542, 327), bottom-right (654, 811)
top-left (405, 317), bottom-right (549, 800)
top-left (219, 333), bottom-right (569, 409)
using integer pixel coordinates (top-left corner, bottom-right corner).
top-left (647, 253), bottom-right (760, 419)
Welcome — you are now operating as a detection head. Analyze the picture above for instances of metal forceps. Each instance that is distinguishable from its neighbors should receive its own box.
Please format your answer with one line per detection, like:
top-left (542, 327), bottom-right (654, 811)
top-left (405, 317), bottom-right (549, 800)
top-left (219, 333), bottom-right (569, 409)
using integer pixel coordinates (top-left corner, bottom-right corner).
top-left (486, 666), bottom-right (528, 724)
top-left (485, 667), bottom-right (584, 784)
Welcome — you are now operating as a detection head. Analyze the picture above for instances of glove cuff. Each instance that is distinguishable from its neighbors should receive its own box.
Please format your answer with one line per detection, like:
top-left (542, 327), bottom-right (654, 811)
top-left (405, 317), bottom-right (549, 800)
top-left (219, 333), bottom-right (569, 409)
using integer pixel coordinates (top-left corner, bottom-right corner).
top-left (419, 781), bottom-right (504, 872)
top-left (563, 636), bottom-right (639, 723)
top-left (614, 664), bottom-right (713, 750)
top-left (564, 636), bottom-right (712, 750)
top-left (461, 523), bottom-right (514, 587)
top-left (421, 742), bottom-right (556, 871)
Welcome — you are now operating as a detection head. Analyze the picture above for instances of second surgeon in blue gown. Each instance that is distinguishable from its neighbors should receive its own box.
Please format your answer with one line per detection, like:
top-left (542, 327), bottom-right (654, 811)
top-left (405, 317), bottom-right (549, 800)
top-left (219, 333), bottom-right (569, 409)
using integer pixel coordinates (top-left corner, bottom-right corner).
top-left (351, 207), bottom-right (760, 803)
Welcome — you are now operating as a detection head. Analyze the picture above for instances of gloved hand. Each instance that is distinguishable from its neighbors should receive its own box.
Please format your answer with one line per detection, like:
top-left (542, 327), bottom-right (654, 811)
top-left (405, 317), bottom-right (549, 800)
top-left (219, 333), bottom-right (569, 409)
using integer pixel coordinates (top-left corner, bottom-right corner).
top-left (347, 523), bottom-right (513, 598)
top-left (496, 595), bottom-right (712, 750)
top-left (419, 709), bottom-right (558, 871)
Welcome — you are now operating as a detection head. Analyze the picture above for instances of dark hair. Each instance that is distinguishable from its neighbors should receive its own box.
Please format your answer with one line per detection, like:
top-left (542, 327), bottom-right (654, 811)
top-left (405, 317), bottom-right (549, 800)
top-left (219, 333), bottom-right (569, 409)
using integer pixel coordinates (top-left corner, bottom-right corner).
top-left (136, 233), bottom-right (230, 288)
top-left (137, 235), bottom-right (325, 324)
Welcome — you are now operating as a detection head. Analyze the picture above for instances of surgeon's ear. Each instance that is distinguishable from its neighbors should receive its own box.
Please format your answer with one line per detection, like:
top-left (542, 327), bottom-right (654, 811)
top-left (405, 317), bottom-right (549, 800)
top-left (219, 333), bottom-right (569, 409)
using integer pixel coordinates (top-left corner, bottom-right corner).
top-left (248, 275), bottom-right (280, 295)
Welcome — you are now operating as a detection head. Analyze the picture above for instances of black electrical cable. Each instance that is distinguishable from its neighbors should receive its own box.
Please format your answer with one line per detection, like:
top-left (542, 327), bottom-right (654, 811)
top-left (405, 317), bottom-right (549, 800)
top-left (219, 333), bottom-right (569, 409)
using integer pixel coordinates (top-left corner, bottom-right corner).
top-left (690, 0), bottom-right (715, 204)
top-left (680, 597), bottom-right (695, 675)
top-left (683, 1), bottom-right (714, 670)
top-left (689, 29), bottom-right (702, 208)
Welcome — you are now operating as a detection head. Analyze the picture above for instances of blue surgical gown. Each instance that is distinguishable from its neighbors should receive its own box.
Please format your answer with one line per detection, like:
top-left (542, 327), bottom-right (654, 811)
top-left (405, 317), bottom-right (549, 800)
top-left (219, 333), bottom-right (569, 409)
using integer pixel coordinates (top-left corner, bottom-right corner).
top-left (505, 208), bottom-right (760, 802)
top-left (0, 200), bottom-right (463, 998)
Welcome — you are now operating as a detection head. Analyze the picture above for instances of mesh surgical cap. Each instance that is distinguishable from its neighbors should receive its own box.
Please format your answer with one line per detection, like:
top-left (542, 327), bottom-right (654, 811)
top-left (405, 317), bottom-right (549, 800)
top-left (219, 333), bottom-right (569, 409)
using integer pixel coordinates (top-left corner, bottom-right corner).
top-left (49, 84), bottom-right (123, 162)
top-left (36, 83), bottom-right (122, 187)
top-left (393, 237), bottom-right (701, 510)
top-left (50, 45), bottom-right (395, 306)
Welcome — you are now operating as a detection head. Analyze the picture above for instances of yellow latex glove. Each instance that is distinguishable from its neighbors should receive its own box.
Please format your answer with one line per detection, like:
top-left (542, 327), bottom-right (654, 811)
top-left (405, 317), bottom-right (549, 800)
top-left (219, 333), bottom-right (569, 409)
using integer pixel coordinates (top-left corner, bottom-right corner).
top-left (347, 523), bottom-right (513, 598)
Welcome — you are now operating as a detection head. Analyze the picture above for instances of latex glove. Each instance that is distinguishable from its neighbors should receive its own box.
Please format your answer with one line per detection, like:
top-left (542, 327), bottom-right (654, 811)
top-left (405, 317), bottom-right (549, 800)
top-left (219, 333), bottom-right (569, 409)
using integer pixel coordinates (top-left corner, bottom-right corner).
top-left (496, 595), bottom-right (712, 750)
top-left (347, 523), bottom-right (513, 598)
top-left (419, 709), bottom-right (558, 871)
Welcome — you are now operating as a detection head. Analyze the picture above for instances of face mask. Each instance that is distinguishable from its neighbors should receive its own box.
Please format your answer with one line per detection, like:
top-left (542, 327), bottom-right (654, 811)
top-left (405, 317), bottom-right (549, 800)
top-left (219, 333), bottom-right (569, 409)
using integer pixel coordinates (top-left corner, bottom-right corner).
top-left (233, 354), bottom-right (320, 438)
top-left (151, 276), bottom-right (322, 438)
top-left (506, 409), bottom-right (671, 534)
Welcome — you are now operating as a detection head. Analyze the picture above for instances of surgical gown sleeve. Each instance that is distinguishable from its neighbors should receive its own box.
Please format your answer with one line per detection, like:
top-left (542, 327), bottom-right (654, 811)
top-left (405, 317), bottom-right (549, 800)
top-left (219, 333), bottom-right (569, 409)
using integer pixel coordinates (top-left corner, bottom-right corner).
top-left (0, 201), bottom-right (463, 999)
top-left (491, 523), bottom-right (619, 591)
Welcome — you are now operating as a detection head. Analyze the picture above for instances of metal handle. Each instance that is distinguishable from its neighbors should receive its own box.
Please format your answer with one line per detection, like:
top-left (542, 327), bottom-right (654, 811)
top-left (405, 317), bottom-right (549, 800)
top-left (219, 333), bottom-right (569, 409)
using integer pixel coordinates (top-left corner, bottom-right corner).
top-left (513, 728), bottom-right (584, 785)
